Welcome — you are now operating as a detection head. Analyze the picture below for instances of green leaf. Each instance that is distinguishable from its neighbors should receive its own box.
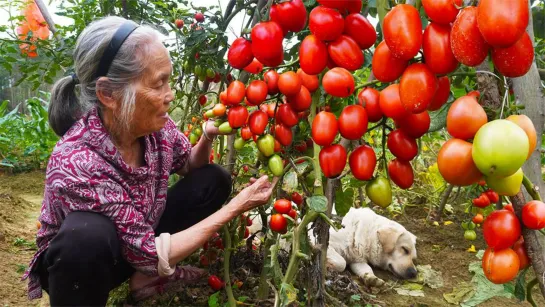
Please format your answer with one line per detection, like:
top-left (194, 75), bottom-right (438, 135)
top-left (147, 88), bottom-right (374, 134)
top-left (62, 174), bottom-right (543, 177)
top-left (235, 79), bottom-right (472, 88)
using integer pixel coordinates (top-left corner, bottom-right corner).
top-left (207, 291), bottom-right (220, 307)
top-left (377, 0), bottom-right (389, 30)
top-left (282, 170), bottom-right (298, 193)
top-left (279, 283), bottom-right (298, 305)
top-left (237, 296), bottom-right (249, 303)
top-left (428, 101), bottom-right (451, 132)
top-left (307, 195), bottom-right (327, 213)
top-left (335, 187), bottom-right (354, 217)
top-left (514, 269), bottom-right (528, 301)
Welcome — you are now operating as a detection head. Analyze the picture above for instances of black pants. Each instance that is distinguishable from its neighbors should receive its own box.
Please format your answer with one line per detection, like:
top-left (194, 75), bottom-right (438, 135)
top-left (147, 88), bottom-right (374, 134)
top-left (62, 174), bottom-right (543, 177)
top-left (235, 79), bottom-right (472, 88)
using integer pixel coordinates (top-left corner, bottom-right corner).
top-left (37, 164), bottom-right (231, 306)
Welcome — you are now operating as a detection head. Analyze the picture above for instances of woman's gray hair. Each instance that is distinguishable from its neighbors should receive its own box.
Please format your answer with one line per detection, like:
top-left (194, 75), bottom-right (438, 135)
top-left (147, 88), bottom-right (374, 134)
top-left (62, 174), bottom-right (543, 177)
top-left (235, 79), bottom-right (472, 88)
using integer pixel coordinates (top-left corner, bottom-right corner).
top-left (49, 16), bottom-right (165, 136)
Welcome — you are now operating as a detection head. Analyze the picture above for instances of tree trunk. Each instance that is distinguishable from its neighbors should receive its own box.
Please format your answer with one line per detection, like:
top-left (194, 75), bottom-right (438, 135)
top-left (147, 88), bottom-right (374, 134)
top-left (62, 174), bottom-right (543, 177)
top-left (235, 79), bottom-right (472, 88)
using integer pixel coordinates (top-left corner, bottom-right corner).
top-left (475, 60), bottom-right (503, 119)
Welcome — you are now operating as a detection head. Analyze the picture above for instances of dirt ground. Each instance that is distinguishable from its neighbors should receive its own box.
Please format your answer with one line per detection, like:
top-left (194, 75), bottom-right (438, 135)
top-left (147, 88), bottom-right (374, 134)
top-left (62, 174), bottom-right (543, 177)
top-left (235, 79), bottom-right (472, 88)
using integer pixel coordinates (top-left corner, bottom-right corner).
top-left (1, 170), bottom-right (543, 307)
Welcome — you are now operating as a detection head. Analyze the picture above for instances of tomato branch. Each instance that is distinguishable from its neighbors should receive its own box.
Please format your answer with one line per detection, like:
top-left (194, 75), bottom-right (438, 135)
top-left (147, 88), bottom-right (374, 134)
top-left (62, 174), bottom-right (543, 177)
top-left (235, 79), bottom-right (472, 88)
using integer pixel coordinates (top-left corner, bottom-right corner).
top-left (288, 157), bottom-right (312, 196)
top-left (522, 174), bottom-right (542, 202)
top-left (265, 58), bottom-right (300, 71)
top-left (354, 79), bottom-right (381, 91)
top-left (222, 225), bottom-right (237, 307)
top-left (527, 278), bottom-right (538, 307)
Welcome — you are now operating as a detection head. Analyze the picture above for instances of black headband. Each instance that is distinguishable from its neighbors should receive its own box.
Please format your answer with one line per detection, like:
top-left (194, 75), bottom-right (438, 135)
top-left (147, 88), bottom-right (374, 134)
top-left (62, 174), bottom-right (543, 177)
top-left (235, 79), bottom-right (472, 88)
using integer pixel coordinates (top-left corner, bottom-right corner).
top-left (94, 21), bottom-right (139, 79)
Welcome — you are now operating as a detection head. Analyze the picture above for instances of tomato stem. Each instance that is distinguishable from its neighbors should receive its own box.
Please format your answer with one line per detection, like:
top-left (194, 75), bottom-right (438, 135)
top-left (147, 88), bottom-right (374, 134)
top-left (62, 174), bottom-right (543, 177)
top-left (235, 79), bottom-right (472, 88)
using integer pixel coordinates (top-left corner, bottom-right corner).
top-left (222, 225), bottom-right (237, 307)
top-left (283, 210), bottom-right (319, 285)
top-left (527, 278), bottom-right (538, 307)
top-left (522, 174), bottom-right (542, 202)
top-left (354, 79), bottom-right (381, 91)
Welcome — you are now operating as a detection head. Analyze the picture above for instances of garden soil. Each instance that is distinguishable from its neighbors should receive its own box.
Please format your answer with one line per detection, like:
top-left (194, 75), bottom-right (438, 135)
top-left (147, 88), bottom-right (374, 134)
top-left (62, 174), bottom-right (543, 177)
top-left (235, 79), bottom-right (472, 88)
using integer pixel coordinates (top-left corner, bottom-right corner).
top-left (0, 170), bottom-right (543, 307)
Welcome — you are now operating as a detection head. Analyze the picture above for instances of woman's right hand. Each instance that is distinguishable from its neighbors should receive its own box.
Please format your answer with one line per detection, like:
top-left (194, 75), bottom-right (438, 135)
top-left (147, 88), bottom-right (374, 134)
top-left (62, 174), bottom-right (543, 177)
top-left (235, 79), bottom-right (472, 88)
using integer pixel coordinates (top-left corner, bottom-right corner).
top-left (234, 175), bottom-right (279, 213)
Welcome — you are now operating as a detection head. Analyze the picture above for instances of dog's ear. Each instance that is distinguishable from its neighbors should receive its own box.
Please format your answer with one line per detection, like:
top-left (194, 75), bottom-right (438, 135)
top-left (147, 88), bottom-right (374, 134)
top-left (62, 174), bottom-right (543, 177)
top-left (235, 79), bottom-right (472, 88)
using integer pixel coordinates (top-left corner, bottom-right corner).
top-left (377, 226), bottom-right (403, 254)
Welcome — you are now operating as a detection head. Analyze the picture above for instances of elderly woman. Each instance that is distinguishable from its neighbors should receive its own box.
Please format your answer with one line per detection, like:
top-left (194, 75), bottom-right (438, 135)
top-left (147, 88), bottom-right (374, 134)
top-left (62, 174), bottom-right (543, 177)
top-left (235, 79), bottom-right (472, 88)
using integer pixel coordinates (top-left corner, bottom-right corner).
top-left (22, 16), bottom-right (277, 306)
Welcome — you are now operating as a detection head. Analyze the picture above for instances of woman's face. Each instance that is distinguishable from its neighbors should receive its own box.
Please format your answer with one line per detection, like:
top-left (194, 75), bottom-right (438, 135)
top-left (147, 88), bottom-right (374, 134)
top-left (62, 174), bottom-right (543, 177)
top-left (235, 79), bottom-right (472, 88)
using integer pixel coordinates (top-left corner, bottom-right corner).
top-left (131, 43), bottom-right (174, 136)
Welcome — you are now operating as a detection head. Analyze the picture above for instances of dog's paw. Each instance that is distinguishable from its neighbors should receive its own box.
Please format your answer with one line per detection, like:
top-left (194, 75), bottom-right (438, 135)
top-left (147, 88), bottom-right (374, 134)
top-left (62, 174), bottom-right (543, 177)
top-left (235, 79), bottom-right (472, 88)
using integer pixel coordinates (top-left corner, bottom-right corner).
top-left (360, 274), bottom-right (387, 288)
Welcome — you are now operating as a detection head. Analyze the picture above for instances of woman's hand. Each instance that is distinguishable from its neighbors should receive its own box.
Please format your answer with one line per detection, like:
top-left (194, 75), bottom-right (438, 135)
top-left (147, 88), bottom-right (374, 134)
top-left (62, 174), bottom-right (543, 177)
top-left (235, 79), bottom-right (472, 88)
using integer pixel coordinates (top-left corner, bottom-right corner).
top-left (203, 120), bottom-right (234, 139)
top-left (232, 175), bottom-right (279, 213)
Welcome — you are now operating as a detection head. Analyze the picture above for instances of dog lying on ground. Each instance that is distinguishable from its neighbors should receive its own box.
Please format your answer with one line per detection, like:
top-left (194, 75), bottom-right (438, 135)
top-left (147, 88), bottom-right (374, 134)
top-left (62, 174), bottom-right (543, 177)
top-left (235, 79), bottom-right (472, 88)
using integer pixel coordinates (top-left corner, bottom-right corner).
top-left (248, 206), bottom-right (418, 287)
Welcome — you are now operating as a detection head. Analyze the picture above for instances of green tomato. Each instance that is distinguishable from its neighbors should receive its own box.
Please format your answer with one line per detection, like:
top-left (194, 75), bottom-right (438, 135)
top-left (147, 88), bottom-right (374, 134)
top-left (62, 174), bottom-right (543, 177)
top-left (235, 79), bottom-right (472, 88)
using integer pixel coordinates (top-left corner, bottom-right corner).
top-left (194, 65), bottom-right (202, 76)
top-left (189, 133), bottom-right (198, 145)
top-left (305, 170), bottom-right (316, 188)
top-left (365, 177), bottom-right (392, 208)
top-left (234, 137), bottom-right (246, 150)
top-left (485, 168), bottom-right (523, 196)
top-left (472, 120), bottom-right (529, 178)
top-left (183, 60), bottom-right (191, 71)
top-left (464, 230), bottom-right (477, 241)
top-left (205, 109), bottom-right (216, 118)
top-left (206, 68), bottom-right (215, 78)
top-left (257, 134), bottom-right (275, 157)
top-left (194, 127), bottom-right (203, 137)
top-left (461, 221), bottom-right (469, 230)
top-left (214, 119), bottom-right (223, 127)
top-left (268, 154), bottom-right (284, 177)
top-left (218, 122), bottom-right (233, 134)
top-left (198, 70), bottom-right (207, 81)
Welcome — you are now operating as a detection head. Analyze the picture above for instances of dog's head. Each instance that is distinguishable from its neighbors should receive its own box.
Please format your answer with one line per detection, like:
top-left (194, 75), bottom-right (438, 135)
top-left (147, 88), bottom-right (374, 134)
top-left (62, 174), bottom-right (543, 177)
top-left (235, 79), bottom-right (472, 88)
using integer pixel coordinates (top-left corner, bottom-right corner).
top-left (377, 226), bottom-right (418, 279)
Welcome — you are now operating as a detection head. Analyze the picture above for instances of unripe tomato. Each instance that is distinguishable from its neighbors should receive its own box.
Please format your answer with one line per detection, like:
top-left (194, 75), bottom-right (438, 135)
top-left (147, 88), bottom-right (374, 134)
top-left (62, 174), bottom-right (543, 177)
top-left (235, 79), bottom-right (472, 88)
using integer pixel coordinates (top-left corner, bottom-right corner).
top-left (246, 80), bottom-right (268, 106)
top-left (234, 137), bottom-right (246, 150)
top-left (388, 158), bottom-right (414, 189)
top-left (446, 95), bottom-right (487, 140)
top-left (291, 192), bottom-right (303, 206)
top-left (264, 70), bottom-right (280, 95)
top-left (274, 199), bottom-right (292, 214)
top-left (451, 7), bottom-right (489, 67)
top-left (372, 41), bottom-right (408, 83)
top-left (491, 32), bottom-right (534, 78)
top-left (249, 110), bottom-right (268, 135)
top-left (400, 63), bottom-right (437, 114)
top-left (513, 237), bottom-right (531, 270)
top-left (507, 114), bottom-right (537, 160)
top-left (358, 88), bottom-right (382, 122)
top-left (428, 76), bottom-right (450, 111)
top-left (379, 84), bottom-right (409, 121)
top-left (227, 106), bottom-right (249, 129)
top-left (483, 210), bottom-right (521, 250)
top-left (189, 133), bottom-right (198, 145)
top-left (257, 134), bottom-right (275, 157)
top-left (387, 130), bottom-right (418, 162)
top-left (319, 144), bottom-right (347, 178)
top-left (485, 169), bottom-right (524, 197)
top-left (423, 23), bottom-right (459, 75)
top-left (213, 103), bottom-right (226, 117)
top-left (383, 4), bottom-right (422, 60)
top-left (366, 177), bottom-right (392, 208)
top-left (328, 35), bottom-right (364, 71)
top-left (421, 0), bottom-right (462, 25)
top-left (278, 71), bottom-right (302, 96)
top-left (268, 154), bottom-right (284, 177)
top-left (522, 201), bottom-right (545, 230)
top-left (477, 0), bottom-right (529, 48)
top-left (243, 58), bottom-right (264, 74)
top-left (482, 248), bottom-right (520, 284)
top-left (274, 124), bottom-right (293, 146)
top-left (287, 86), bottom-right (312, 112)
top-left (312, 111), bottom-right (338, 146)
top-left (299, 35), bottom-right (328, 75)
top-left (349, 145), bottom-right (376, 181)
top-left (251, 21), bottom-right (284, 67)
top-left (270, 0), bottom-right (308, 34)
top-left (343, 13), bottom-right (376, 50)
top-left (275, 104), bottom-right (298, 128)
top-left (227, 81), bottom-right (246, 105)
top-left (338, 105), bottom-right (368, 140)
top-left (437, 139), bottom-right (482, 186)
top-left (396, 111), bottom-right (430, 139)
top-left (309, 6), bottom-right (344, 42)
top-left (322, 67), bottom-right (355, 98)
top-left (208, 275), bottom-right (224, 291)
top-left (270, 213), bottom-right (288, 233)
top-left (464, 230), bottom-right (477, 241)
top-left (296, 69), bottom-right (319, 93)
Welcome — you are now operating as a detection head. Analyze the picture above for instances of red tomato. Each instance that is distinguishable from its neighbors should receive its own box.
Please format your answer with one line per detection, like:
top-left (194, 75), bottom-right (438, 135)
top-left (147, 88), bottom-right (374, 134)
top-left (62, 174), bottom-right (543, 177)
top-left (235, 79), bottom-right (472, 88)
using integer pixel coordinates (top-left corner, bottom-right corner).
top-left (322, 67), bottom-right (355, 98)
top-left (264, 70), bottom-right (280, 95)
top-left (319, 144), bottom-right (347, 178)
top-left (198, 95), bottom-right (207, 106)
top-left (477, 0), bottom-right (529, 48)
top-left (287, 86), bottom-right (312, 112)
top-left (296, 69), bottom-right (319, 93)
top-left (483, 210), bottom-right (521, 250)
top-left (383, 4), bottom-right (422, 60)
top-left (288, 209), bottom-right (298, 220)
top-left (309, 6), bottom-right (344, 42)
top-left (227, 81), bottom-right (246, 105)
top-left (388, 159), bottom-right (414, 189)
top-left (275, 104), bottom-right (298, 127)
top-left (428, 76), bottom-right (450, 111)
top-left (472, 194), bottom-right (491, 208)
top-left (482, 248), bottom-right (520, 284)
top-left (228, 37), bottom-right (254, 69)
top-left (241, 126), bottom-right (252, 140)
top-left (246, 80), bottom-right (268, 106)
top-left (294, 141), bottom-right (307, 153)
top-left (326, 52), bottom-right (337, 69)
top-left (344, 13), bottom-right (376, 50)
top-left (270, 214), bottom-right (288, 233)
top-left (349, 145), bottom-right (376, 181)
top-left (485, 189), bottom-right (500, 203)
top-left (423, 23), bottom-right (459, 75)
top-left (396, 111), bottom-right (430, 139)
top-left (317, 0), bottom-right (361, 15)
top-left (451, 7), bottom-right (489, 67)
top-left (175, 19), bottom-right (184, 29)
top-left (274, 124), bottom-right (293, 146)
top-left (312, 111), bottom-right (338, 146)
top-left (274, 199), bottom-right (292, 214)
top-left (243, 58), bottom-right (264, 74)
top-left (228, 106), bottom-right (249, 129)
top-left (358, 88), bottom-right (383, 123)
top-left (491, 32), bottom-right (534, 78)
top-left (437, 139), bottom-right (482, 186)
top-left (387, 130), bottom-right (418, 162)
top-left (473, 213), bottom-right (484, 224)
top-left (504, 203), bottom-right (514, 213)
top-left (299, 35), bottom-right (328, 75)
top-left (522, 201), bottom-right (545, 230)
top-left (291, 192), bottom-right (303, 206)
top-left (328, 35), bottom-right (364, 71)
top-left (278, 71), bottom-right (302, 96)
top-left (513, 237), bottom-right (531, 270)
top-left (270, 0), bottom-right (308, 34)
top-left (264, 103), bottom-right (277, 119)
top-left (379, 84), bottom-right (410, 121)
top-left (338, 105), bottom-right (368, 140)
top-left (251, 21), bottom-right (284, 67)
top-left (249, 110), bottom-right (268, 135)
top-left (446, 95), bottom-right (487, 140)
top-left (274, 138), bottom-right (282, 152)
top-left (421, 0), bottom-right (462, 25)
top-left (400, 63), bottom-right (437, 114)
top-left (219, 91), bottom-right (228, 105)
top-left (372, 41), bottom-right (408, 83)
top-left (208, 275), bottom-right (224, 291)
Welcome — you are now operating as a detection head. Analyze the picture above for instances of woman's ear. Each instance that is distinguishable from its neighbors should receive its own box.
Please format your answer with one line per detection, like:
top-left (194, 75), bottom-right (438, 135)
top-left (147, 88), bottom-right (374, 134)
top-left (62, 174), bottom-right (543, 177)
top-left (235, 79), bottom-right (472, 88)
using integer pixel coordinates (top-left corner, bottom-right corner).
top-left (96, 77), bottom-right (117, 110)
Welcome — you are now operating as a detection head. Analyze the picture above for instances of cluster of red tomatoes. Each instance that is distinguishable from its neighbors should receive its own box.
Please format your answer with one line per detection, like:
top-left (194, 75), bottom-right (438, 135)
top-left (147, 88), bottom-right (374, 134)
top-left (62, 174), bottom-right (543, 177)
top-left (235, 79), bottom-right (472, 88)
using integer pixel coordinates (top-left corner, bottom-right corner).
top-left (269, 192), bottom-right (304, 234)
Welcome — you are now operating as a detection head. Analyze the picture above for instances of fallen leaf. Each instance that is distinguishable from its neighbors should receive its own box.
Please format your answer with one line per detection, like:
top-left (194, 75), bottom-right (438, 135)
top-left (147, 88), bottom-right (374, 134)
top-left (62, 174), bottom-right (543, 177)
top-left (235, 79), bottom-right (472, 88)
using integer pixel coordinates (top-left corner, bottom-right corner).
top-left (443, 282), bottom-right (474, 305)
top-left (467, 245), bottom-right (476, 253)
top-left (433, 221), bottom-right (439, 226)
top-left (460, 261), bottom-right (515, 306)
top-left (415, 265), bottom-right (444, 289)
top-left (443, 221), bottom-right (453, 226)
top-left (395, 288), bottom-right (425, 297)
